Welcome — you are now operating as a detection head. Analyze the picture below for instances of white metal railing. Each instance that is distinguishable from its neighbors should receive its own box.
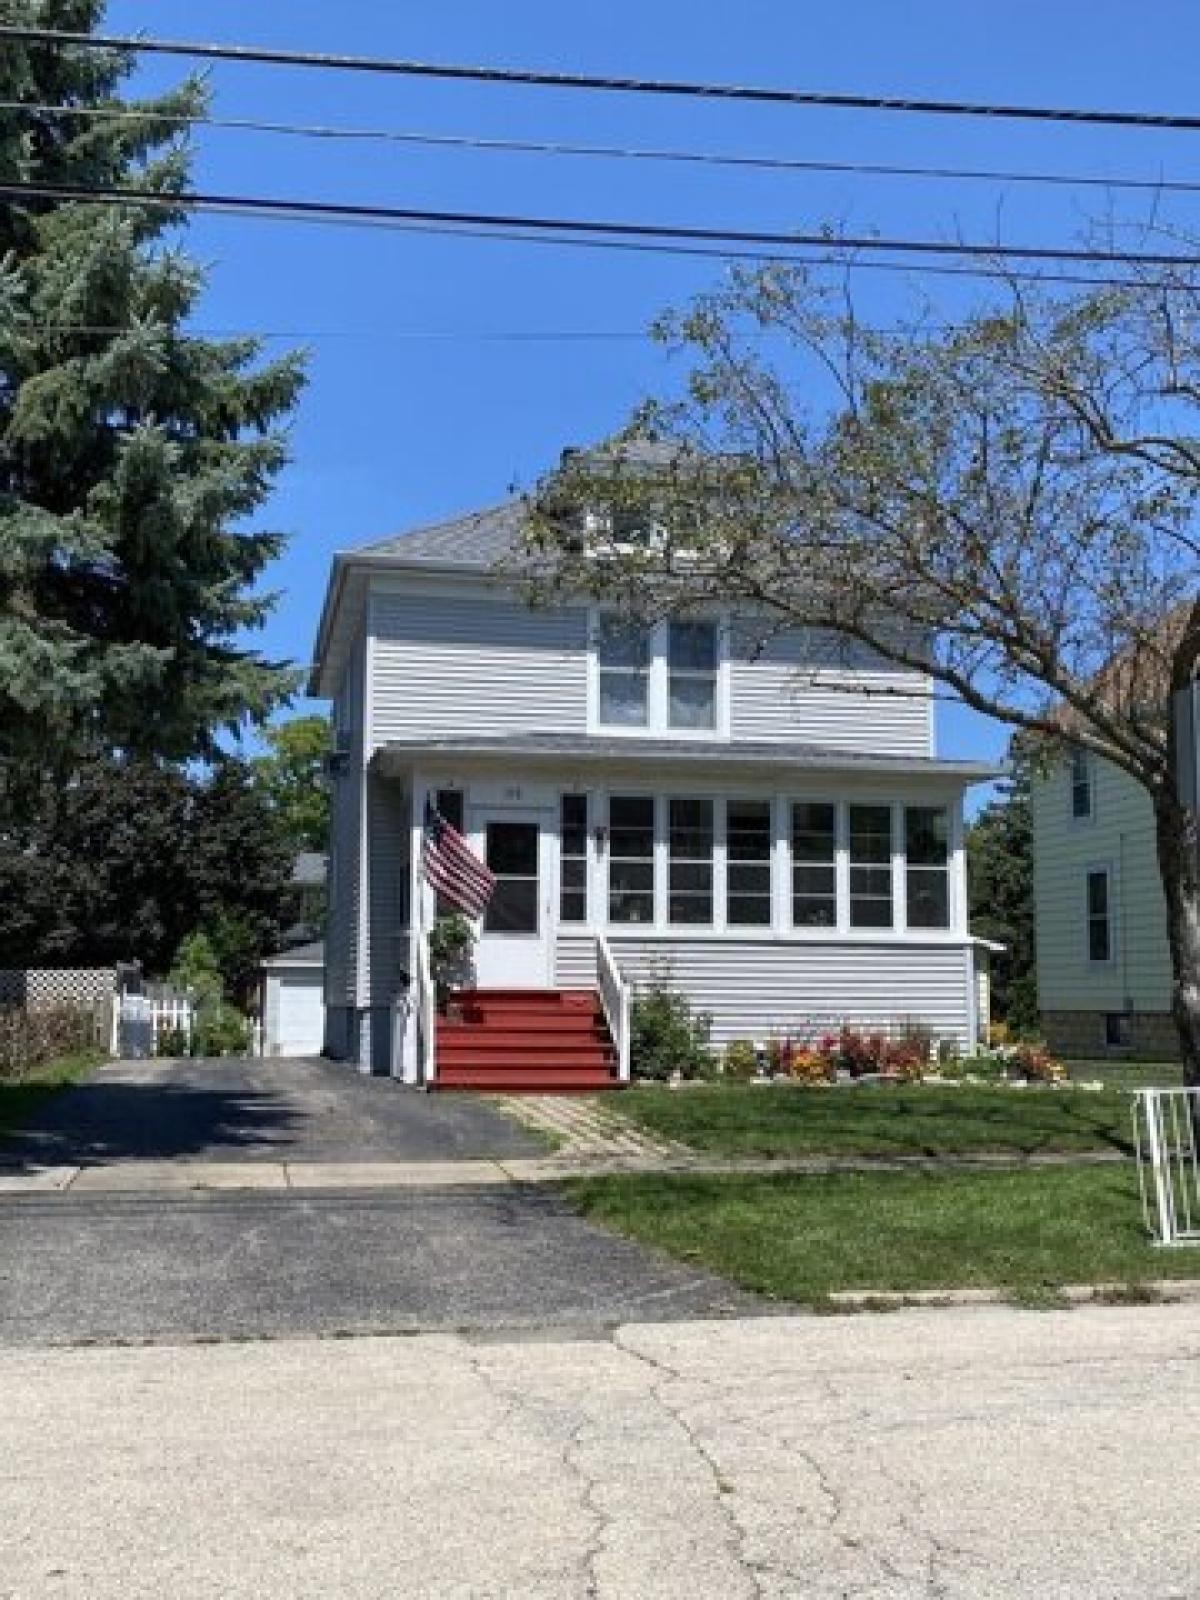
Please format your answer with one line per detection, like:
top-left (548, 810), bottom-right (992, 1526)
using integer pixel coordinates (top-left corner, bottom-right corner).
top-left (1133, 1087), bottom-right (1200, 1246)
top-left (597, 935), bottom-right (631, 1083)
top-left (414, 930), bottom-right (437, 1087)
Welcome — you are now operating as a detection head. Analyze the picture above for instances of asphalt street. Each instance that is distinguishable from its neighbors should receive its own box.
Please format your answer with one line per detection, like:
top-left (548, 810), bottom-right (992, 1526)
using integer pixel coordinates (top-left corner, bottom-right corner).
top-left (5, 1301), bottom-right (1200, 1598)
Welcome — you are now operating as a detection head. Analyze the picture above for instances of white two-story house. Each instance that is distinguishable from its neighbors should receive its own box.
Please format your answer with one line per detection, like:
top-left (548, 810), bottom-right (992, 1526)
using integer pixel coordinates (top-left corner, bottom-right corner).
top-left (310, 480), bottom-right (997, 1087)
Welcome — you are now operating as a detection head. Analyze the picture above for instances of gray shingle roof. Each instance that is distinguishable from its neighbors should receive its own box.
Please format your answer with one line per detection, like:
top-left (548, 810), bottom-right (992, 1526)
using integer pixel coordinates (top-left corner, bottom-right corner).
top-left (371, 732), bottom-right (1001, 782)
top-left (359, 499), bottom-right (527, 570)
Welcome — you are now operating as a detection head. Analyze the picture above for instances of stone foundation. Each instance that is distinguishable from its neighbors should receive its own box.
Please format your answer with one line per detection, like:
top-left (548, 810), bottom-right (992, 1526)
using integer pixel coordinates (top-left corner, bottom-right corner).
top-left (1041, 1009), bottom-right (1180, 1061)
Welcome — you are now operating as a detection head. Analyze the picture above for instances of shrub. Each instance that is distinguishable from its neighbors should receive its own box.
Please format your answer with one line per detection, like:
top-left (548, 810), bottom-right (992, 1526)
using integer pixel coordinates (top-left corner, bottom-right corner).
top-left (0, 1003), bottom-right (104, 1081)
top-left (787, 1047), bottom-right (836, 1085)
top-left (156, 1025), bottom-right (191, 1058)
top-left (1008, 1042), bottom-right (1066, 1083)
top-left (723, 1039), bottom-right (759, 1080)
top-left (192, 1001), bottom-right (251, 1058)
top-left (879, 1037), bottom-right (928, 1082)
top-left (428, 913), bottom-right (476, 1001)
top-left (629, 976), bottom-right (713, 1081)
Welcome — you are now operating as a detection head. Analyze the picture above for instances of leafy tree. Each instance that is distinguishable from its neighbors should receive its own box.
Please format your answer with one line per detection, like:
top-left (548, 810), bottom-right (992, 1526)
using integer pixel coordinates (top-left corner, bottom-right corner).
top-left (0, 753), bottom-right (293, 995)
top-left (967, 746), bottom-right (1037, 1035)
top-left (252, 714), bottom-right (331, 852)
top-left (524, 263), bottom-right (1200, 1075)
top-left (0, 2), bottom-right (305, 772)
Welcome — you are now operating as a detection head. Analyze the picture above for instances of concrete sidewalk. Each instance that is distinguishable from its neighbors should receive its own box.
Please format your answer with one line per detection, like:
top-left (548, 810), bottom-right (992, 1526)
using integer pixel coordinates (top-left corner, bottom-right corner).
top-left (0, 1145), bottom-right (1127, 1195)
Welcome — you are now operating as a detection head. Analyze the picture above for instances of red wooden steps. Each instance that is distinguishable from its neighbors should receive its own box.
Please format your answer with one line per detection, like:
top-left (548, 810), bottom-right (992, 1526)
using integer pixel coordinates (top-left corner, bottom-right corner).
top-left (432, 988), bottom-right (621, 1093)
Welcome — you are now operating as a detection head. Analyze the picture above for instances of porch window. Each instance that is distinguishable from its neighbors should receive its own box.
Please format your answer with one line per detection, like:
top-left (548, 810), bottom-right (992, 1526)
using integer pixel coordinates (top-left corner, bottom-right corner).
top-left (726, 800), bottom-right (772, 926)
top-left (668, 798), bottom-right (714, 924)
top-left (608, 796), bottom-right (655, 923)
top-left (560, 794), bottom-right (589, 924)
top-left (597, 615), bottom-right (650, 727)
top-left (848, 804), bottom-right (894, 929)
top-left (904, 806), bottom-right (951, 930)
top-left (791, 801), bottom-right (837, 928)
top-left (1087, 866), bottom-right (1113, 962)
top-left (668, 621), bottom-right (717, 730)
top-left (433, 789), bottom-right (466, 917)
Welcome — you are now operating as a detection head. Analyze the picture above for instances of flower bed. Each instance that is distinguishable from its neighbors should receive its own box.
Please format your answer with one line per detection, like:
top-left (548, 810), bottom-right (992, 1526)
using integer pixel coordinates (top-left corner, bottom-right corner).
top-left (709, 1028), bottom-right (1068, 1089)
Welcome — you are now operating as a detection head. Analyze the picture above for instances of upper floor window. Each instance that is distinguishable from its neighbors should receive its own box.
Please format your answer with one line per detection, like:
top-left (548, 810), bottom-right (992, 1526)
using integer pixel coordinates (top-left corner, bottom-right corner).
top-left (597, 617), bottom-right (651, 727)
top-left (1070, 749), bottom-right (1094, 821)
top-left (592, 613), bottom-right (724, 735)
top-left (1086, 866), bottom-right (1113, 963)
top-left (905, 806), bottom-right (950, 930)
top-left (668, 622), bottom-right (718, 730)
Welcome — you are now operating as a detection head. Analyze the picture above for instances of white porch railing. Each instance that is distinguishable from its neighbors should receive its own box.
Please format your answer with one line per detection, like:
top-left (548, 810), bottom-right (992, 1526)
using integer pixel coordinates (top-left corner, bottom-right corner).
top-left (597, 935), bottom-right (631, 1083)
top-left (414, 930), bottom-right (437, 1087)
top-left (1133, 1087), bottom-right (1200, 1246)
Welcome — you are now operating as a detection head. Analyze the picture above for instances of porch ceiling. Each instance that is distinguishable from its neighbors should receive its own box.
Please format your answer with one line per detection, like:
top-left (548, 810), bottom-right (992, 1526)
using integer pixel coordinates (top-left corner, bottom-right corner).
top-left (371, 734), bottom-right (1001, 784)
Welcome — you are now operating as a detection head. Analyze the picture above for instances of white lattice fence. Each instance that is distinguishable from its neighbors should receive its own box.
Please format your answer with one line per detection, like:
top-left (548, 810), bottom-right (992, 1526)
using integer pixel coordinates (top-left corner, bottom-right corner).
top-left (0, 967), bottom-right (116, 1011)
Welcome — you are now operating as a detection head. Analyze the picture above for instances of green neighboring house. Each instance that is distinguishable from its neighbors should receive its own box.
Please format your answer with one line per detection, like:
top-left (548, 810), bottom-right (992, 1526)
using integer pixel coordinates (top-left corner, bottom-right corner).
top-left (1032, 748), bottom-right (1175, 1059)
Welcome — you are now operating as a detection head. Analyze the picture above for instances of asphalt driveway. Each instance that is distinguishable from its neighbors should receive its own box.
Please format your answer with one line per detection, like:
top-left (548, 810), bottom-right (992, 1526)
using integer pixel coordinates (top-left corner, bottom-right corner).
top-left (1, 1055), bottom-right (545, 1167)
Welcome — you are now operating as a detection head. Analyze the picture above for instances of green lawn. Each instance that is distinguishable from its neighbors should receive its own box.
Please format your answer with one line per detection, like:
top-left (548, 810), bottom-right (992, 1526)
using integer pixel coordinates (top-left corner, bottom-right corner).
top-left (0, 1053), bottom-right (101, 1144)
top-left (614, 1082), bottom-right (1142, 1159)
top-left (565, 1164), bottom-right (1195, 1306)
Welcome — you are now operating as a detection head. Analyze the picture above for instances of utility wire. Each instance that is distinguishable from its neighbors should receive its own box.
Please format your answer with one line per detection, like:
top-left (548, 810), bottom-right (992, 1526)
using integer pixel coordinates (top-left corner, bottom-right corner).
top-left (5, 25), bottom-right (1200, 134)
top-left (5, 180), bottom-right (1200, 272)
top-left (6, 97), bottom-right (1200, 198)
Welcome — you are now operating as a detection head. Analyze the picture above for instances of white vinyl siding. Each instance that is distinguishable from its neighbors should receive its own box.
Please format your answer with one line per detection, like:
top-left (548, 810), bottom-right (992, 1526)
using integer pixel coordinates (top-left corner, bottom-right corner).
top-left (729, 625), bottom-right (932, 755)
top-left (1033, 756), bottom-right (1171, 1013)
top-left (555, 933), bottom-right (973, 1049)
top-left (325, 636), bottom-right (366, 1008)
top-left (369, 588), bottom-right (588, 746)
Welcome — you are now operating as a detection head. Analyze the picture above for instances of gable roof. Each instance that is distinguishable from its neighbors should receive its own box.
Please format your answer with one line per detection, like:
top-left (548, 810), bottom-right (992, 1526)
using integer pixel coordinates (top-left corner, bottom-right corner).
top-left (357, 500), bottom-right (526, 571)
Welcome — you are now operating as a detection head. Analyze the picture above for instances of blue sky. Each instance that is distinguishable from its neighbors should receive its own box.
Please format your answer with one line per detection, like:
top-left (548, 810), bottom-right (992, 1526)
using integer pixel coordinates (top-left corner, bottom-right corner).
top-left (107, 0), bottom-right (1200, 782)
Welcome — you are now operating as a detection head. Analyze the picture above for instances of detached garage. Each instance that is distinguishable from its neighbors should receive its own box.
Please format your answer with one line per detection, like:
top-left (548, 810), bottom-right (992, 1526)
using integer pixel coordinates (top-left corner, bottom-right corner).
top-left (260, 942), bottom-right (326, 1058)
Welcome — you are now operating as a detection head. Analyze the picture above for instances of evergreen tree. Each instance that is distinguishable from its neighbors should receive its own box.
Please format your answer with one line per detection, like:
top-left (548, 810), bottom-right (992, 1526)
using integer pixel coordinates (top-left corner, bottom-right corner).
top-left (967, 745), bottom-right (1037, 1035)
top-left (0, 2), bottom-right (305, 768)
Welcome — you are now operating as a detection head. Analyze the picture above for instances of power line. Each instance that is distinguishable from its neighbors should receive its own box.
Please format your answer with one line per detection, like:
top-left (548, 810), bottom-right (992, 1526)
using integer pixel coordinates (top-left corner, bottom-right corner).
top-left (6, 179), bottom-right (1200, 272)
top-left (7, 24), bottom-right (1200, 134)
top-left (7, 97), bottom-right (1200, 198)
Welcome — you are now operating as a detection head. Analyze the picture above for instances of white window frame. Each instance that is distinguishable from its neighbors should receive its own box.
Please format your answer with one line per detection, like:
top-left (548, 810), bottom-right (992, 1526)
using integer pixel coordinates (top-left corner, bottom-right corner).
top-left (788, 796), bottom-right (841, 934)
top-left (588, 609), bottom-right (730, 739)
top-left (1085, 862), bottom-right (1116, 965)
top-left (846, 799), bottom-right (898, 933)
top-left (902, 803), bottom-right (953, 934)
top-left (1069, 748), bottom-right (1096, 825)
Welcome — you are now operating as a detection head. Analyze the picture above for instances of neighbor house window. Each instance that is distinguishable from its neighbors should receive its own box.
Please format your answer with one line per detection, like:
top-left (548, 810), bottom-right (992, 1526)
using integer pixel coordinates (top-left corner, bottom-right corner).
top-left (791, 801), bottom-right (838, 928)
top-left (1086, 866), bottom-right (1113, 962)
top-left (667, 621), bottom-right (718, 730)
top-left (668, 798), bottom-right (714, 924)
top-left (1070, 749), bottom-right (1094, 821)
top-left (560, 794), bottom-right (589, 924)
top-left (726, 800), bottom-right (773, 926)
top-left (608, 796), bottom-right (655, 923)
top-left (905, 806), bottom-right (951, 930)
top-left (849, 804), bottom-right (894, 929)
top-left (597, 616), bottom-right (651, 727)
top-left (1104, 1012), bottom-right (1133, 1049)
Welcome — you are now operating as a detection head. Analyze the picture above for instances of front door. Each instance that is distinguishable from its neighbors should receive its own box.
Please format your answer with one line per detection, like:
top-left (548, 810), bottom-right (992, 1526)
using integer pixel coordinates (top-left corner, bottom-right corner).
top-left (469, 807), bottom-right (552, 989)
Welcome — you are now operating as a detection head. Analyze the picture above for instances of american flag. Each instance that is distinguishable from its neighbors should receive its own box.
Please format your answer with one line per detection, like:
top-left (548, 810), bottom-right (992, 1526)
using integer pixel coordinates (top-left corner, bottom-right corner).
top-left (422, 801), bottom-right (496, 918)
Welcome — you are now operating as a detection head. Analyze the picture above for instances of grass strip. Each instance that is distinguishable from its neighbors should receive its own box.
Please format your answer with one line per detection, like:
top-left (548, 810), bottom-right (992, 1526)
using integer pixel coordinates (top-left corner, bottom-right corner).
top-left (613, 1082), bottom-right (1149, 1160)
top-left (564, 1164), bottom-right (1200, 1306)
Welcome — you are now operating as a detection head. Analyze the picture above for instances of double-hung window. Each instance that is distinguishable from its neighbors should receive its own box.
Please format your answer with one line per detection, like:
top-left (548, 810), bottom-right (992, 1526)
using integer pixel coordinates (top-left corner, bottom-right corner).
top-left (667, 622), bottom-right (718, 730)
top-left (849, 804), bottom-right (894, 929)
top-left (1070, 749), bottom-right (1094, 821)
top-left (597, 617), bottom-right (651, 727)
top-left (1087, 866), bottom-right (1113, 963)
top-left (668, 799), bottom-right (714, 924)
top-left (792, 802), bottom-right (837, 927)
top-left (560, 794), bottom-right (589, 924)
top-left (905, 806), bottom-right (951, 930)
top-left (608, 797), bottom-right (655, 924)
top-left (727, 800), bottom-right (773, 926)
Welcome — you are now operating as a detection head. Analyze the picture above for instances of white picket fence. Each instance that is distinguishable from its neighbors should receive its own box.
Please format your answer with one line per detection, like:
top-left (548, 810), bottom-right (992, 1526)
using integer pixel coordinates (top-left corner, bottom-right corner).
top-left (1133, 1088), bottom-right (1200, 1246)
top-left (112, 992), bottom-right (195, 1060)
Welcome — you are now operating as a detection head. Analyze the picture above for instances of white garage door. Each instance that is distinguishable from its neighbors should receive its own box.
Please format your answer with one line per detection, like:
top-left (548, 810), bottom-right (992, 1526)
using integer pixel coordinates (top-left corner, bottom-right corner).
top-left (276, 974), bottom-right (325, 1057)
